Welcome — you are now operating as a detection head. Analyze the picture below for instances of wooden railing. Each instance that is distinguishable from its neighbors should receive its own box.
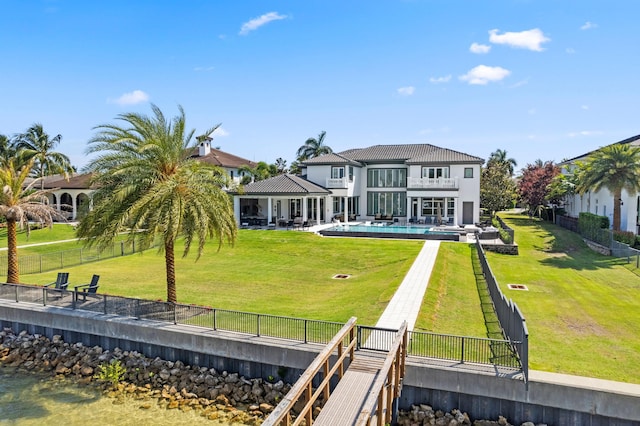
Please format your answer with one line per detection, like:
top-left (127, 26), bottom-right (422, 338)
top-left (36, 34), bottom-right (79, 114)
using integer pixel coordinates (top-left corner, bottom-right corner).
top-left (357, 321), bottom-right (408, 426)
top-left (263, 317), bottom-right (357, 426)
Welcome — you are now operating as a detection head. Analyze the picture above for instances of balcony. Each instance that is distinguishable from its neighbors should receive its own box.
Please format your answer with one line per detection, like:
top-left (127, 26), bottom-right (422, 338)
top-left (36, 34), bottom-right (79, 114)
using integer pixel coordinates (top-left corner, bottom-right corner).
top-left (326, 177), bottom-right (348, 188)
top-left (407, 177), bottom-right (458, 189)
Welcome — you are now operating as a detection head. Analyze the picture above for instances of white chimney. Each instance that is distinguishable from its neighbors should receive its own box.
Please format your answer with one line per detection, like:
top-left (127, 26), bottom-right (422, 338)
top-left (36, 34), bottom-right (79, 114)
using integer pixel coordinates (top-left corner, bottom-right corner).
top-left (198, 140), bottom-right (211, 156)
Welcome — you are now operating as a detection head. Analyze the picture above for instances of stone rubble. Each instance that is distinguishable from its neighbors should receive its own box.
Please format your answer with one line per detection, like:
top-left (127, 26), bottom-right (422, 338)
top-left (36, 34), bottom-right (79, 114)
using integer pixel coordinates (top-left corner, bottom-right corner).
top-left (1, 328), bottom-right (547, 425)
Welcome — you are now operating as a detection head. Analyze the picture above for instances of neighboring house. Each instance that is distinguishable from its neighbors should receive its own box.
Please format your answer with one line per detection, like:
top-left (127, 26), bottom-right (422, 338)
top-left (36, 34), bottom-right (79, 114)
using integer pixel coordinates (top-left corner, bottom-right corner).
top-left (41, 173), bottom-right (94, 221)
top-left (189, 140), bottom-right (257, 185)
top-left (560, 134), bottom-right (640, 234)
top-left (40, 144), bottom-right (257, 221)
top-left (232, 143), bottom-right (484, 227)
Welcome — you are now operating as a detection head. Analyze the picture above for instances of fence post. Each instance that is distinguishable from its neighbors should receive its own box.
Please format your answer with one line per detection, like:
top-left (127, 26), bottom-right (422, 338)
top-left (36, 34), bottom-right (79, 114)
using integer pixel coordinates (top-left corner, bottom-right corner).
top-left (213, 309), bottom-right (217, 330)
top-left (460, 337), bottom-right (465, 363)
top-left (103, 295), bottom-right (107, 315)
top-left (121, 241), bottom-right (125, 256)
top-left (304, 319), bottom-right (308, 344)
top-left (42, 288), bottom-right (46, 306)
top-left (173, 304), bottom-right (177, 324)
top-left (257, 314), bottom-right (261, 337)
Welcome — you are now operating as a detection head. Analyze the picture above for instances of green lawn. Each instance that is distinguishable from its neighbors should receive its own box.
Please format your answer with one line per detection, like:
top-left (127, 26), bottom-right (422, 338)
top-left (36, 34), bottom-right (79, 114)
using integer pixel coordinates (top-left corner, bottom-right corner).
top-left (414, 243), bottom-right (487, 337)
top-left (8, 217), bottom-right (640, 383)
top-left (0, 224), bottom-right (78, 249)
top-left (20, 230), bottom-right (423, 325)
top-left (485, 212), bottom-right (640, 383)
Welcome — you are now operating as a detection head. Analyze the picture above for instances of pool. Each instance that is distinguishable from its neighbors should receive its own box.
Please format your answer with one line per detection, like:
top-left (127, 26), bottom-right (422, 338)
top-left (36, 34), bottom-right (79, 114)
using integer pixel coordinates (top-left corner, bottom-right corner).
top-left (319, 223), bottom-right (462, 240)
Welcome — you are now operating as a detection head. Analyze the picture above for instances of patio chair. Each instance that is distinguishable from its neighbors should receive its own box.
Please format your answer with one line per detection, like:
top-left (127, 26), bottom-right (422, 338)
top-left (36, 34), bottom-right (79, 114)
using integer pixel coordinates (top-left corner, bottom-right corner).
top-left (74, 274), bottom-right (100, 302)
top-left (45, 272), bottom-right (69, 291)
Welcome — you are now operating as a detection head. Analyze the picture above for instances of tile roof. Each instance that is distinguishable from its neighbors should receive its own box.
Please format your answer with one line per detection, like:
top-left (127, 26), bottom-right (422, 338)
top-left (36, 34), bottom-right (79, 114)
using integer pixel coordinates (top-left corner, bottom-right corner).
top-left (189, 147), bottom-right (257, 169)
top-left (305, 143), bottom-right (483, 165)
top-left (40, 173), bottom-right (95, 190)
top-left (560, 134), bottom-right (640, 165)
top-left (301, 152), bottom-right (361, 166)
top-left (234, 174), bottom-right (330, 195)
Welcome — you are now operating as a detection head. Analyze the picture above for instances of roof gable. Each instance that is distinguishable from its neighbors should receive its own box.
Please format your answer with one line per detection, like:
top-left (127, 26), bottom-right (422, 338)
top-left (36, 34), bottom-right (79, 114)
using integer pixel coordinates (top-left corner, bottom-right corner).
top-left (190, 147), bottom-right (257, 169)
top-left (561, 134), bottom-right (640, 165)
top-left (236, 174), bottom-right (330, 195)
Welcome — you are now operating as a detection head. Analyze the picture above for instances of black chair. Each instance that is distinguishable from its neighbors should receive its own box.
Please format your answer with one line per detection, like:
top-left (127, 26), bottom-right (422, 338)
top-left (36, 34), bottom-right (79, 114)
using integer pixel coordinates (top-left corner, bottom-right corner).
top-left (74, 275), bottom-right (100, 302)
top-left (45, 272), bottom-right (69, 290)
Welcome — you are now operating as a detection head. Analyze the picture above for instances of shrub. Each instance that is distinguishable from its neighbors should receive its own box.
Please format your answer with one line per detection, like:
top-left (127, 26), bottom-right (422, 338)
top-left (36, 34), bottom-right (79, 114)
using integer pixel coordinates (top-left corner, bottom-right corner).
top-left (96, 359), bottom-right (126, 388)
top-left (613, 230), bottom-right (636, 246)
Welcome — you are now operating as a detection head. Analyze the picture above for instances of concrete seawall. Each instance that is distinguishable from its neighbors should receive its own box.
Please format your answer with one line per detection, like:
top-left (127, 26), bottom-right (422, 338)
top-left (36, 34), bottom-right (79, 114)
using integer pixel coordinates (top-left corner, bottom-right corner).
top-left (1, 300), bottom-right (639, 426)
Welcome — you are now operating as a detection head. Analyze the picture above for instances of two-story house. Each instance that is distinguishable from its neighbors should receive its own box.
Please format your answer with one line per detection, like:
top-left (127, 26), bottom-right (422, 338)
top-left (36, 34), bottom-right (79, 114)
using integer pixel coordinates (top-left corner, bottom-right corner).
top-left (233, 144), bottom-right (483, 227)
top-left (560, 134), bottom-right (640, 234)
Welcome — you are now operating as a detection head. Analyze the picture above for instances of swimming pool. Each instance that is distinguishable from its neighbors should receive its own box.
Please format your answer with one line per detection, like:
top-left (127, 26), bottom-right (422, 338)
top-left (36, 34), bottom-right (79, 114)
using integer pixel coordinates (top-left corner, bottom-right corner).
top-left (319, 223), bottom-right (462, 240)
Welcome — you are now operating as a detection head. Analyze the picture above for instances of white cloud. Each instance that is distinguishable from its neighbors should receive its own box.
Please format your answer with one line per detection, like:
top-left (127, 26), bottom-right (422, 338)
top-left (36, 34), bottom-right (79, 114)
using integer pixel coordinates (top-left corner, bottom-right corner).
top-left (239, 12), bottom-right (287, 35)
top-left (397, 86), bottom-right (415, 96)
top-left (194, 66), bottom-right (215, 72)
top-left (429, 75), bottom-right (451, 84)
top-left (581, 21), bottom-right (598, 30)
top-left (488, 28), bottom-right (550, 51)
top-left (459, 65), bottom-right (510, 85)
top-left (568, 130), bottom-right (603, 137)
top-left (109, 90), bottom-right (149, 105)
top-left (469, 42), bottom-right (491, 54)
top-left (510, 79), bottom-right (529, 88)
top-left (566, 47), bottom-right (576, 54)
top-left (213, 127), bottom-right (229, 137)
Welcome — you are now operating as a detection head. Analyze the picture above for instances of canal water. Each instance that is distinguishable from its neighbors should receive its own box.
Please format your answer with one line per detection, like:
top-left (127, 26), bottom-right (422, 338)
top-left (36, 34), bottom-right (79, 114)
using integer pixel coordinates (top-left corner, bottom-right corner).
top-left (0, 367), bottom-right (247, 425)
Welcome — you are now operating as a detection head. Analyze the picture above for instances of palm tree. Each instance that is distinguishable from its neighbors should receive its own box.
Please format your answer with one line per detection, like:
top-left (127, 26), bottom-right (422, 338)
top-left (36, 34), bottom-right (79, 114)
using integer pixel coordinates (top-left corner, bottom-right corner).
top-left (296, 131), bottom-right (332, 161)
top-left (576, 144), bottom-right (640, 231)
top-left (0, 134), bottom-right (17, 167)
top-left (0, 156), bottom-right (61, 283)
top-left (76, 104), bottom-right (237, 303)
top-left (274, 157), bottom-right (287, 174)
top-left (15, 123), bottom-right (74, 189)
top-left (488, 149), bottom-right (518, 175)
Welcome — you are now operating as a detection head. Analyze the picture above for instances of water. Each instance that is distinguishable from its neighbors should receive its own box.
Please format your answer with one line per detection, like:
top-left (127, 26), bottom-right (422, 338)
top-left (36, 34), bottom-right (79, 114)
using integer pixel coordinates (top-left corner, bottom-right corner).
top-left (0, 367), bottom-right (245, 425)
top-left (326, 224), bottom-right (459, 235)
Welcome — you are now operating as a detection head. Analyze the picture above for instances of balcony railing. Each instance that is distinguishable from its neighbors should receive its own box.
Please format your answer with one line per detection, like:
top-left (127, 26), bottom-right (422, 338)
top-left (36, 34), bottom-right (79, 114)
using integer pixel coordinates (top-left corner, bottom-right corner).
top-left (326, 177), bottom-right (348, 188)
top-left (407, 177), bottom-right (458, 189)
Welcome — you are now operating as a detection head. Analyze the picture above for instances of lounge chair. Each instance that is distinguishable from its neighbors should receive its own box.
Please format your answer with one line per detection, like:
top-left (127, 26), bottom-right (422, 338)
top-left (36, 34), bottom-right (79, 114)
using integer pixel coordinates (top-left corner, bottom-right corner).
top-left (74, 274), bottom-right (100, 302)
top-left (45, 272), bottom-right (69, 291)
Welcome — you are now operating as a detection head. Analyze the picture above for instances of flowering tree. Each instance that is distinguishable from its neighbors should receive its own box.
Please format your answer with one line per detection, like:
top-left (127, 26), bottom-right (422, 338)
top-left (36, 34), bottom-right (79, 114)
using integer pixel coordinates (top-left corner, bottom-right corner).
top-left (517, 160), bottom-right (560, 217)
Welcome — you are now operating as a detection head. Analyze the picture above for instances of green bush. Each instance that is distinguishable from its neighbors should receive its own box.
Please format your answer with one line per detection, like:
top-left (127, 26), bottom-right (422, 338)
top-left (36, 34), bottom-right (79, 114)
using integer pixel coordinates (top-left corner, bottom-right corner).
top-left (498, 228), bottom-right (513, 244)
top-left (613, 230), bottom-right (636, 246)
top-left (578, 212), bottom-right (611, 246)
top-left (96, 359), bottom-right (126, 388)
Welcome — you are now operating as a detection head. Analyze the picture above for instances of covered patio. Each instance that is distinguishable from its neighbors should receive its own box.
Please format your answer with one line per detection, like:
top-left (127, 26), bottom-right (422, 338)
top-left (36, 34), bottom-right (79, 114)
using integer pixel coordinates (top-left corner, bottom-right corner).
top-left (232, 174), bottom-right (331, 229)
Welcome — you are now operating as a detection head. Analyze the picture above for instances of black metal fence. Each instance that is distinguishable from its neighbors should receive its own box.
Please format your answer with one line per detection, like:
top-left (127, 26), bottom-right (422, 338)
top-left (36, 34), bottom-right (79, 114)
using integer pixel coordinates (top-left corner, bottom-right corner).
top-left (0, 241), bottom-right (143, 276)
top-left (474, 239), bottom-right (529, 380)
top-left (0, 282), bottom-right (525, 374)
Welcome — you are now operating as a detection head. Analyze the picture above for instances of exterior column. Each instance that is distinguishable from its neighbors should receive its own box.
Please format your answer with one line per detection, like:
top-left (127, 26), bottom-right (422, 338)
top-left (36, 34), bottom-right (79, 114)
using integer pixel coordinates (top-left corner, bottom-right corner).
top-left (72, 195), bottom-right (77, 220)
top-left (316, 196), bottom-right (321, 225)
top-left (233, 197), bottom-right (240, 224)
top-left (303, 196), bottom-right (308, 221)
top-left (343, 196), bottom-right (348, 223)
top-left (406, 196), bottom-right (411, 222)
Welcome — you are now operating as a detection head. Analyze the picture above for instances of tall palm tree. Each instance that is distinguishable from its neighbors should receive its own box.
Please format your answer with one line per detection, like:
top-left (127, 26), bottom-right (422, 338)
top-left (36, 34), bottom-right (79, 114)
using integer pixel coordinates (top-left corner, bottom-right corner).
top-left (576, 144), bottom-right (640, 231)
top-left (76, 104), bottom-right (237, 303)
top-left (15, 123), bottom-right (74, 189)
top-left (0, 134), bottom-right (17, 167)
top-left (488, 148), bottom-right (518, 175)
top-left (0, 156), bottom-right (61, 283)
top-left (296, 131), bottom-right (332, 161)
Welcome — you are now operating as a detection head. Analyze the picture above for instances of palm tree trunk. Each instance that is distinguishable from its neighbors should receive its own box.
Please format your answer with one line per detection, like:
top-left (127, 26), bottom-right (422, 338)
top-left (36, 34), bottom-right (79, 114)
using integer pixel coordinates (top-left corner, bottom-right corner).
top-left (613, 189), bottom-right (622, 231)
top-left (6, 219), bottom-right (19, 283)
top-left (164, 238), bottom-right (177, 303)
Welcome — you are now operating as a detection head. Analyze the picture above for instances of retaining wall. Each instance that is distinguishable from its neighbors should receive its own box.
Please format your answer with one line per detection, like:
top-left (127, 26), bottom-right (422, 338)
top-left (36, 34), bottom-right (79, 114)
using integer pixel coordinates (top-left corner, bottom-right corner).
top-left (1, 300), bottom-right (639, 426)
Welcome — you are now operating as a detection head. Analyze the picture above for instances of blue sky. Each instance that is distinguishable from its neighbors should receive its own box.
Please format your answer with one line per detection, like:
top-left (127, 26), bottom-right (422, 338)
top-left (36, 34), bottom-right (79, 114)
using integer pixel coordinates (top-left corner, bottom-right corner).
top-left (1, 1), bottom-right (639, 172)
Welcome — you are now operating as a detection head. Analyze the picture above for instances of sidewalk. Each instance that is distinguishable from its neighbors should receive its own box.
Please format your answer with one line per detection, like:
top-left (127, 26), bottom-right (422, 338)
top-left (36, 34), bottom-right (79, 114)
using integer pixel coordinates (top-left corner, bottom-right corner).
top-left (375, 240), bottom-right (440, 331)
